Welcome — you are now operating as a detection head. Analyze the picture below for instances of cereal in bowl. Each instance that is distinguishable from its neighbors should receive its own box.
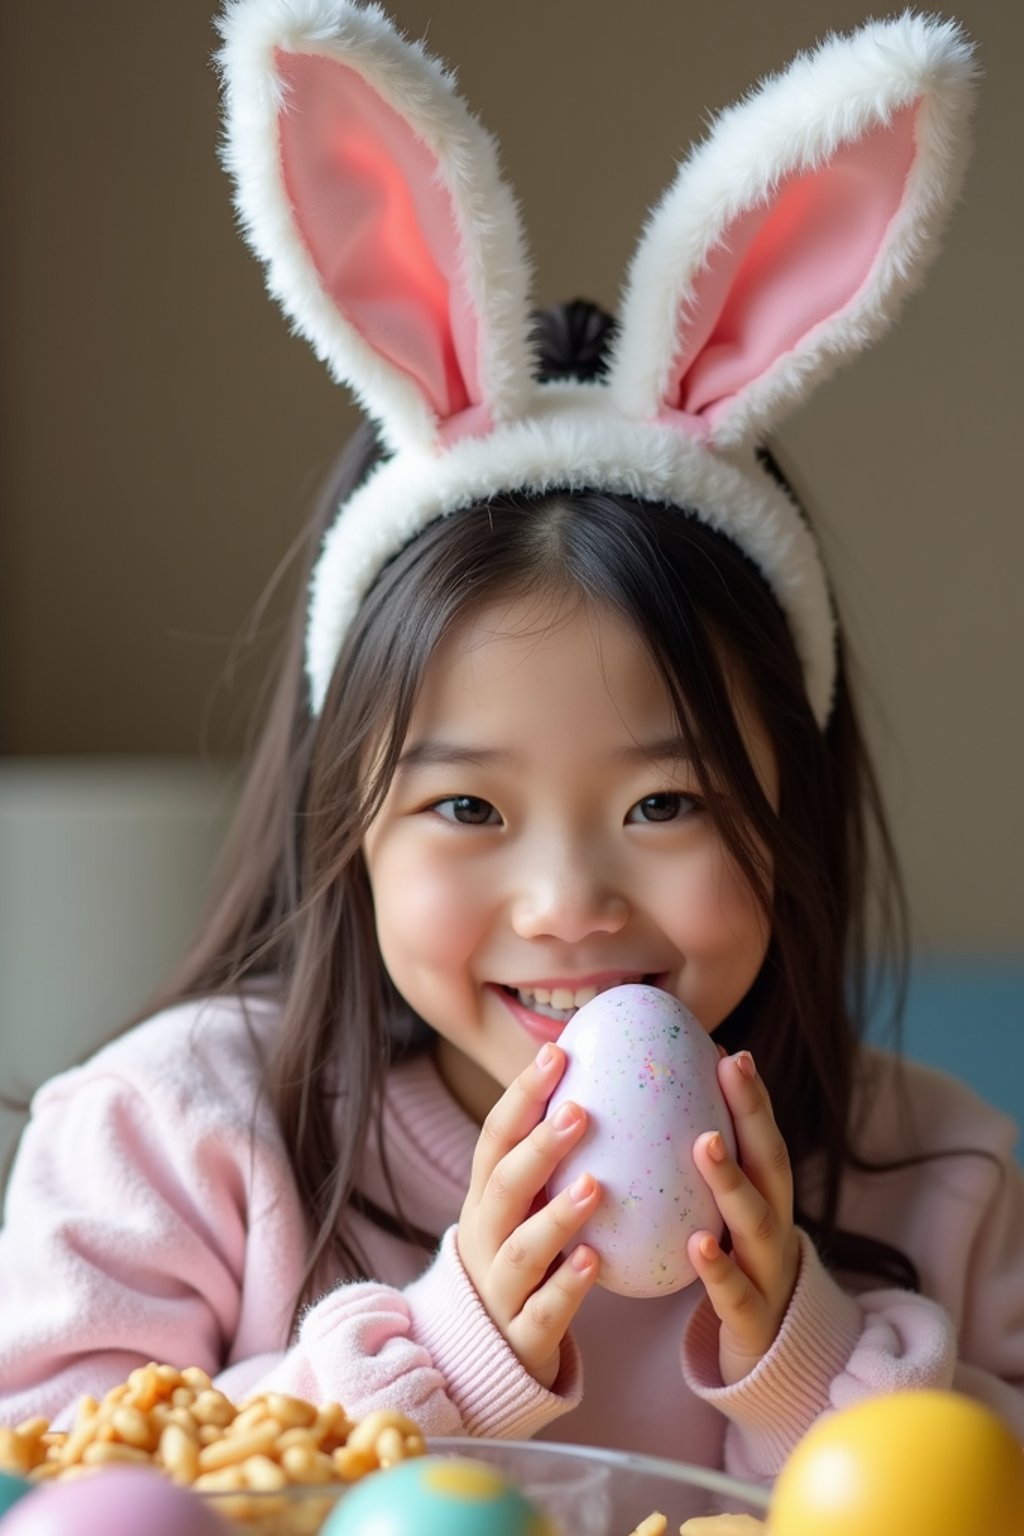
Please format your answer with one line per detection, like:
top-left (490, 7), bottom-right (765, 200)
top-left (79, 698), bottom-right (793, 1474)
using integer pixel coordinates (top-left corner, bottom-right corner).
top-left (0, 1363), bottom-right (425, 1533)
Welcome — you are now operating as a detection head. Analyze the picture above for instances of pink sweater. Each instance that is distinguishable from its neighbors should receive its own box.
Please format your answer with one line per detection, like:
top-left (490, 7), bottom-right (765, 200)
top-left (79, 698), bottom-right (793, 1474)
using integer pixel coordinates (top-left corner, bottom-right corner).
top-left (1, 994), bottom-right (1022, 1483)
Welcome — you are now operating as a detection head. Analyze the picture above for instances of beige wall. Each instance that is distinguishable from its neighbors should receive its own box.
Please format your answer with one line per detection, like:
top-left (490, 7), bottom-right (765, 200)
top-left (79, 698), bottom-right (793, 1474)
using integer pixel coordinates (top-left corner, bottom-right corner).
top-left (1, 1), bottom-right (1021, 953)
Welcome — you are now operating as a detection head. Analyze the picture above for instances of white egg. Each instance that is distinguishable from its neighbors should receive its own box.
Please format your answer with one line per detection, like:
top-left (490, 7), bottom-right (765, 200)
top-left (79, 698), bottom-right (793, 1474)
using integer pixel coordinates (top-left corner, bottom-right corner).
top-left (544, 984), bottom-right (736, 1296)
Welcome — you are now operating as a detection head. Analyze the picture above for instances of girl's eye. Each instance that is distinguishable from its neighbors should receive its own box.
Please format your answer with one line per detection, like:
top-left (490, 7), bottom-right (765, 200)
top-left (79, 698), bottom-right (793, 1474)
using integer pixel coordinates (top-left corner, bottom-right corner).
top-left (627, 792), bottom-right (697, 824)
top-left (432, 795), bottom-right (500, 826)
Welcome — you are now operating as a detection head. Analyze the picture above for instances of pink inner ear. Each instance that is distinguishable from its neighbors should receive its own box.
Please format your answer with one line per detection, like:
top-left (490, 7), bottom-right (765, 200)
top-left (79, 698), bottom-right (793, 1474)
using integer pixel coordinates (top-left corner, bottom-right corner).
top-left (275, 50), bottom-right (482, 426)
top-left (667, 104), bottom-right (918, 426)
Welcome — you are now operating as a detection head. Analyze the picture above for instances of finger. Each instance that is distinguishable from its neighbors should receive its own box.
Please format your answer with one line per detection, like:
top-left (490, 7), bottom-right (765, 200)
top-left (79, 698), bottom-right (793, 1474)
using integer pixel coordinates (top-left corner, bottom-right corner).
top-left (474, 1101), bottom-right (590, 1262)
top-left (717, 1052), bottom-right (793, 1218)
top-left (686, 1230), bottom-right (773, 1374)
top-left (692, 1129), bottom-right (782, 1298)
top-left (688, 1229), bottom-right (765, 1324)
top-left (487, 1171), bottom-right (601, 1325)
top-left (466, 1042), bottom-right (566, 1202)
top-left (505, 1243), bottom-right (600, 1384)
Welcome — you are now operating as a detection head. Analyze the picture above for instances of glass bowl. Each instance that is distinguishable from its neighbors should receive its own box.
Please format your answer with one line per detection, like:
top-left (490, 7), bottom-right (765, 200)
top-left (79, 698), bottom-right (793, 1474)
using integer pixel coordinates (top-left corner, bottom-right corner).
top-left (436, 1438), bottom-right (768, 1534)
top-left (200, 1436), bottom-right (769, 1535)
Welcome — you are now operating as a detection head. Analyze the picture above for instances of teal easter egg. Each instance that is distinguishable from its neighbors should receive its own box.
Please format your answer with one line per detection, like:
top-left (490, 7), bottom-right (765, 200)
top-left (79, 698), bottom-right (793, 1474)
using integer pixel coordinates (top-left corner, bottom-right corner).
top-left (321, 1456), bottom-right (551, 1536)
top-left (0, 1470), bottom-right (34, 1517)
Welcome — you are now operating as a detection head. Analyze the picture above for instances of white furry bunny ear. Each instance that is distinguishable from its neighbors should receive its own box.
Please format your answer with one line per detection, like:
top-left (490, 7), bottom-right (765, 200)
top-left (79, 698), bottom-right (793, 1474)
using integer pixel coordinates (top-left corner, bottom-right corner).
top-left (216, 0), bottom-right (535, 453)
top-left (217, 3), bottom-right (976, 728)
top-left (607, 13), bottom-right (977, 446)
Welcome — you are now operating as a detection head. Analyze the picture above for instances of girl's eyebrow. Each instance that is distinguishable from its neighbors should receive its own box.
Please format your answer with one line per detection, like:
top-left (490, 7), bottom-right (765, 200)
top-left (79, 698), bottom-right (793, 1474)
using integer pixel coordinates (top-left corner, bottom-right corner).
top-left (396, 736), bottom-right (693, 770)
top-left (618, 736), bottom-right (694, 765)
top-left (397, 740), bottom-right (514, 770)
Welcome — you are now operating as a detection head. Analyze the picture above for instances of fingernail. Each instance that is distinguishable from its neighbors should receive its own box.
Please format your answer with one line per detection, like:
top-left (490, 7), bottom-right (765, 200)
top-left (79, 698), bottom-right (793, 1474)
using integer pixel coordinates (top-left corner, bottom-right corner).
top-left (698, 1233), bottom-right (720, 1261)
top-left (735, 1050), bottom-right (756, 1081)
top-left (706, 1131), bottom-right (727, 1163)
top-left (571, 1246), bottom-right (595, 1274)
top-left (536, 1043), bottom-right (556, 1071)
top-left (552, 1101), bottom-right (582, 1132)
top-left (569, 1173), bottom-right (595, 1203)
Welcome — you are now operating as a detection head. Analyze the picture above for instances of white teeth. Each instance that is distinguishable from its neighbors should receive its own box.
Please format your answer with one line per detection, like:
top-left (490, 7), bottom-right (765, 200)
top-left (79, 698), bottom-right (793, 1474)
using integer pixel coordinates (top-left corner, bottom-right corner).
top-left (511, 977), bottom-right (644, 1017)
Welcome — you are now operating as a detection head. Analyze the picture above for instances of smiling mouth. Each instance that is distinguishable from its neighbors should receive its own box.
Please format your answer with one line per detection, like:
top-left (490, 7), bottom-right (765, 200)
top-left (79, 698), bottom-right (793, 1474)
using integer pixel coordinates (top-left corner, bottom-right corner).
top-left (499, 975), bottom-right (657, 1023)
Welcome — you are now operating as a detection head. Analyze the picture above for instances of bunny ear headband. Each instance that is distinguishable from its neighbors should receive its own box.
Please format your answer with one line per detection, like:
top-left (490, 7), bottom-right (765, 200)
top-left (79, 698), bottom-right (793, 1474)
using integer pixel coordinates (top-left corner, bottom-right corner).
top-left (216, 2), bottom-right (976, 726)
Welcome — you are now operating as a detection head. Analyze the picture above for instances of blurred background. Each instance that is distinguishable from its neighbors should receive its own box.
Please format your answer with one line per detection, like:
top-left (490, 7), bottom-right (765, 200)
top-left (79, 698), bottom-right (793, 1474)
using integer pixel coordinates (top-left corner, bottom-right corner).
top-left (1, 0), bottom-right (1021, 1173)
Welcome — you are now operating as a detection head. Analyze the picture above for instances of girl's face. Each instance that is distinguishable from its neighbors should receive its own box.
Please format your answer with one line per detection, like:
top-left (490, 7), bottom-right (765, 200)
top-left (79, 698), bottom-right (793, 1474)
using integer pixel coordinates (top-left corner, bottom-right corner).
top-left (362, 592), bottom-right (777, 1122)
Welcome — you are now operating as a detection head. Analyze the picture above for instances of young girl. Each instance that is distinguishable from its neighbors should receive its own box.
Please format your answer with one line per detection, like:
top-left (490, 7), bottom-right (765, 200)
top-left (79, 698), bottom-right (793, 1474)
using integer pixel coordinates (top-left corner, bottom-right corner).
top-left (1, 0), bottom-right (1022, 1488)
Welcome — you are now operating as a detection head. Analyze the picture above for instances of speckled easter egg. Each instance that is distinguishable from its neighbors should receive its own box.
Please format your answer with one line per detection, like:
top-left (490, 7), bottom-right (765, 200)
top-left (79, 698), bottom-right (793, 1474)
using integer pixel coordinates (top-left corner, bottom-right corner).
top-left (544, 984), bottom-right (736, 1296)
top-left (321, 1456), bottom-right (552, 1536)
top-left (0, 1466), bottom-right (233, 1536)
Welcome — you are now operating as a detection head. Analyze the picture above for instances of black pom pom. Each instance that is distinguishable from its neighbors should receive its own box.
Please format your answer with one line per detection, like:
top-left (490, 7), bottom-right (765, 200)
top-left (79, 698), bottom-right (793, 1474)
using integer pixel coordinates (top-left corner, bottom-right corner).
top-left (531, 299), bottom-right (619, 383)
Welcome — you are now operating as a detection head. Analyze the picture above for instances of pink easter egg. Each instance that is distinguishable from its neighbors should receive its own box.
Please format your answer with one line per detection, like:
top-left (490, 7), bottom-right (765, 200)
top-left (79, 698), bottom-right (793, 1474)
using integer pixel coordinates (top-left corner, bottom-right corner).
top-left (0, 1467), bottom-right (233, 1536)
top-left (544, 984), bottom-right (736, 1296)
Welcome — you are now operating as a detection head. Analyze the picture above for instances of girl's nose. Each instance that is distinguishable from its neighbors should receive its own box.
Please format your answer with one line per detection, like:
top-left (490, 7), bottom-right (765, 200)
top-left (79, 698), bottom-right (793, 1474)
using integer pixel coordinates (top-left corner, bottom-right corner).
top-left (510, 850), bottom-right (629, 943)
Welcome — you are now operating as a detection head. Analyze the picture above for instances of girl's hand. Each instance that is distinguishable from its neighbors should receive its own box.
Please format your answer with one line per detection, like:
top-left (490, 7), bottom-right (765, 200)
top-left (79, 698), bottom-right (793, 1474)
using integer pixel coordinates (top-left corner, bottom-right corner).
top-left (457, 1042), bottom-right (602, 1390)
top-left (687, 1051), bottom-right (800, 1387)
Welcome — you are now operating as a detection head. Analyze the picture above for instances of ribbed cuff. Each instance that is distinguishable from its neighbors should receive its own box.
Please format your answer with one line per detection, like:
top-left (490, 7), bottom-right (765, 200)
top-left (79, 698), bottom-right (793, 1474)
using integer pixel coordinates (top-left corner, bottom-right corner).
top-left (405, 1227), bottom-right (584, 1438)
top-left (681, 1228), bottom-right (862, 1477)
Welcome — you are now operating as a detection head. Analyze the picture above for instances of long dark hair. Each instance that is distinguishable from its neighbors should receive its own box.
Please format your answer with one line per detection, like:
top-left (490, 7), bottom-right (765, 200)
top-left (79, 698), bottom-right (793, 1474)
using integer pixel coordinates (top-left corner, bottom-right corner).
top-left (135, 300), bottom-right (921, 1323)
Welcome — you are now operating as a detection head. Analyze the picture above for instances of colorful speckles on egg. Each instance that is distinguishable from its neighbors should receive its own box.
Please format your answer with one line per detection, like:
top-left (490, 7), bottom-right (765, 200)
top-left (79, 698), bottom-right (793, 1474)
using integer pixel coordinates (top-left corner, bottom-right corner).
top-left (543, 984), bottom-right (737, 1297)
top-left (644, 1057), bottom-right (675, 1085)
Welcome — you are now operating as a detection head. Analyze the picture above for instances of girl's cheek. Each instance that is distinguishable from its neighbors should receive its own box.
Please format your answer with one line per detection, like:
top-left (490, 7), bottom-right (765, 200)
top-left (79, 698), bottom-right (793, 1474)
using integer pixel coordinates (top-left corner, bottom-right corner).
top-left (373, 844), bottom-right (493, 963)
top-left (660, 843), bottom-right (769, 951)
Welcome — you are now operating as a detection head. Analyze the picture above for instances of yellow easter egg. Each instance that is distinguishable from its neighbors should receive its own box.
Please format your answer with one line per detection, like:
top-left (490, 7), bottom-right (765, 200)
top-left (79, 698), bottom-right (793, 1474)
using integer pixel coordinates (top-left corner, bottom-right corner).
top-left (769, 1390), bottom-right (1024, 1536)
